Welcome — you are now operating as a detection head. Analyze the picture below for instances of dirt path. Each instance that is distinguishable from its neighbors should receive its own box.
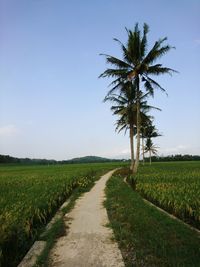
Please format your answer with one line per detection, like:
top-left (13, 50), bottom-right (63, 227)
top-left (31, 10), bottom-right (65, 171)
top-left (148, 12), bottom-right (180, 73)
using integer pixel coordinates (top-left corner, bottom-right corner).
top-left (49, 170), bottom-right (124, 267)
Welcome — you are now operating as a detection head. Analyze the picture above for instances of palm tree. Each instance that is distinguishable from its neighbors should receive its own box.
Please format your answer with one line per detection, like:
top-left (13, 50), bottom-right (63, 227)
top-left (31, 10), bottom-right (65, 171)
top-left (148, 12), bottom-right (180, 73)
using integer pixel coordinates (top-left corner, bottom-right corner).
top-left (145, 138), bottom-right (159, 164)
top-left (104, 81), bottom-right (136, 170)
top-left (100, 23), bottom-right (176, 174)
top-left (141, 121), bottom-right (162, 164)
top-left (140, 118), bottom-right (153, 165)
top-left (144, 123), bottom-right (162, 139)
top-left (104, 81), bottom-right (159, 171)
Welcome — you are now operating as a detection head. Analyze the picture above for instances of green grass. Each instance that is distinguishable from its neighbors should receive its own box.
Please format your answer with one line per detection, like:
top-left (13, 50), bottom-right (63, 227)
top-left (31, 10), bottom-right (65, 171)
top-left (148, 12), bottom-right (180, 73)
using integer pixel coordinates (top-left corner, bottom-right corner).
top-left (0, 162), bottom-right (121, 267)
top-left (35, 218), bottom-right (66, 267)
top-left (105, 173), bottom-right (200, 267)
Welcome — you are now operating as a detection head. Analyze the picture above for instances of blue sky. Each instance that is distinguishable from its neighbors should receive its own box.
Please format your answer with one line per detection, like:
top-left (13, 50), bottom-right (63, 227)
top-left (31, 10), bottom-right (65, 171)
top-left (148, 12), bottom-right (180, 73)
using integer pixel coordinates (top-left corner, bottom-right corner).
top-left (0, 0), bottom-right (200, 160)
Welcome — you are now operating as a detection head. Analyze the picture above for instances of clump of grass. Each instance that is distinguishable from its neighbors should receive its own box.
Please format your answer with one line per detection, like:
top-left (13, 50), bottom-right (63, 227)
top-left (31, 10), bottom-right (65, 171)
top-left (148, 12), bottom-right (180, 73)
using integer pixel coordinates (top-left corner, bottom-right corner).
top-left (114, 167), bottom-right (132, 177)
top-left (115, 167), bottom-right (137, 189)
top-left (105, 174), bottom-right (200, 267)
top-left (34, 218), bottom-right (66, 267)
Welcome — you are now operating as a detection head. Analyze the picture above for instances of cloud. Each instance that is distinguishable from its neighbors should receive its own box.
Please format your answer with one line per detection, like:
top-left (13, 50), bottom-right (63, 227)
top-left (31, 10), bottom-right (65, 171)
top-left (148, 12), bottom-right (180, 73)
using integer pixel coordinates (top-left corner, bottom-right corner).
top-left (0, 125), bottom-right (20, 137)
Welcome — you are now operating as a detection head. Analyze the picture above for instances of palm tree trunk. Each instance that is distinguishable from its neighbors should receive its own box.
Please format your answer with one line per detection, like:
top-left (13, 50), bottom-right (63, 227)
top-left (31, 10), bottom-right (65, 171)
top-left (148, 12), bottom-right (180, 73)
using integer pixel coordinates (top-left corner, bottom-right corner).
top-left (142, 136), bottom-right (145, 165)
top-left (130, 125), bottom-right (134, 170)
top-left (133, 76), bottom-right (140, 174)
top-left (149, 150), bottom-right (151, 165)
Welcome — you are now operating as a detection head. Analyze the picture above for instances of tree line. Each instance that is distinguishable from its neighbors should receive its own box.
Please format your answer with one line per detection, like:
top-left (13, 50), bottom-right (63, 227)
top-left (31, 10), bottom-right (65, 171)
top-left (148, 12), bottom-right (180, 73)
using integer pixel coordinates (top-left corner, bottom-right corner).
top-left (0, 155), bottom-right (124, 165)
top-left (149, 154), bottom-right (200, 162)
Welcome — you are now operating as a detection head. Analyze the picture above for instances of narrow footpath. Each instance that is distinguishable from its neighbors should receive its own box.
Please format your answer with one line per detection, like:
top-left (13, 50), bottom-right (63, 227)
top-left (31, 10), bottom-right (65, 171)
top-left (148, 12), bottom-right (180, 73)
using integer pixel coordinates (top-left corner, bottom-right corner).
top-left (49, 170), bottom-right (125, 267)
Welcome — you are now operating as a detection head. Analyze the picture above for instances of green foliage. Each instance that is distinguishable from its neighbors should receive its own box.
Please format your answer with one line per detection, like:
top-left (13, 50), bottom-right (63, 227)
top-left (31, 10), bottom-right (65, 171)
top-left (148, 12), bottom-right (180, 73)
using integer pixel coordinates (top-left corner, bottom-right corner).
top-left (105, 174), bottom-right (200, 266)
top-left (135, 161), bottom-right (200, 229)
top-left (150, 154), bottom-right (200, 162)
top-left (144, 138), bottom-right (159, 155)
top-left (0, 162), bottom-right (119, 267)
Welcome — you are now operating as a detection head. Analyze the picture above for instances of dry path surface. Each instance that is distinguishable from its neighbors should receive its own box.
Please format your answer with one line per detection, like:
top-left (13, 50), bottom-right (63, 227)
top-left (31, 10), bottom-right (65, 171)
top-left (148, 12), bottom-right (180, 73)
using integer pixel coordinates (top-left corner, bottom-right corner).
top-left (49, 170), bottom-right (124, 267)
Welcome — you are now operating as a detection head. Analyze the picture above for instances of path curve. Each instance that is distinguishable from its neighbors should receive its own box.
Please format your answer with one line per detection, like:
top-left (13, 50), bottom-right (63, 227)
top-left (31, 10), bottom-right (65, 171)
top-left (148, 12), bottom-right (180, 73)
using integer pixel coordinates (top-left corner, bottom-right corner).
top-left (49, 170), bottom-right (124, 267)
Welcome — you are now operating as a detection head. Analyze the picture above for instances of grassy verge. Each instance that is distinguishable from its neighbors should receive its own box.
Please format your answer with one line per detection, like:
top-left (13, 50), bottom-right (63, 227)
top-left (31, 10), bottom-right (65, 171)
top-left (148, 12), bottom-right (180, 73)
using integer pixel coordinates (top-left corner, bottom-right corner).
top-left (105, 174), bottom-right (200, 267)
top-left (35, 218), bottom-right (66, 267)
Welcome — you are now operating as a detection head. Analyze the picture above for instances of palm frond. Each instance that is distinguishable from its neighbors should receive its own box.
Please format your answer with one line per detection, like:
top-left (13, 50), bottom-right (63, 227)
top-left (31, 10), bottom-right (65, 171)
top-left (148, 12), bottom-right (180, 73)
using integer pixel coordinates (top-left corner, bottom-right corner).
top-left (113, 38), bottom-right (134, 65)
top-left (99, 68), bottom-right (128, 79)
top-left (100, 53), bottom-right (133, 69)
top-left (143, 37), bottom-right (168, 64)
top-left (142, 77), bottom-right (155, 97)
top-left (143, 104), bottom-right (161, 112)
top-left (140, 23), bottom-right (149, 59)
top-left (105, 81), bottom-right (130, 98)
top-left (143, 75), bottom-right (167, 94)
top-left (127, 25), bottom-right (142, 64)
top-left (147, 64), bottom-right (177, 76)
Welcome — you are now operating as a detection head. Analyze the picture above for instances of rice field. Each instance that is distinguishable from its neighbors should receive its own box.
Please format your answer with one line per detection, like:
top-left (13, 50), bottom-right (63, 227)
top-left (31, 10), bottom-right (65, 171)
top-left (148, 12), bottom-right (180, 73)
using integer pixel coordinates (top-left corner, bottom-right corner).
top-left (1, 161), bottom-right (200, 266)
top-left (135, 161), bottom-right (200, 229)
top-left (0, 162), bottom-right (119, 267)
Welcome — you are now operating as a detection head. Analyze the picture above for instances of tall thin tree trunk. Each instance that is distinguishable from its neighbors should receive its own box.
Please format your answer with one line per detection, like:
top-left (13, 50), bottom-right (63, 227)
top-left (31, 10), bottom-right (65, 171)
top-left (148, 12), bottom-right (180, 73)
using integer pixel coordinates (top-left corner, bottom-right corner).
top-left (133, 100), bottom-right (140, 173)
top-left (142, 136), bottom-right (145, 165)
top-left (130, 126), bottom-right (134, 170)
top-left (149, 150), bottom-right (151, 165)
top-left (133, 77), bottom-right (140, 174)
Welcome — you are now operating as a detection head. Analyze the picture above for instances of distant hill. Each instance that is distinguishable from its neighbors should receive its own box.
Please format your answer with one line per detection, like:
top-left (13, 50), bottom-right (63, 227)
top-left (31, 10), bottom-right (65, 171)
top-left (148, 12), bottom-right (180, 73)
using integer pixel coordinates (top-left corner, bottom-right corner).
top-left (0, 154), bottom-right (124, 165)
top-left (66, 156), bottom-right (120, 164)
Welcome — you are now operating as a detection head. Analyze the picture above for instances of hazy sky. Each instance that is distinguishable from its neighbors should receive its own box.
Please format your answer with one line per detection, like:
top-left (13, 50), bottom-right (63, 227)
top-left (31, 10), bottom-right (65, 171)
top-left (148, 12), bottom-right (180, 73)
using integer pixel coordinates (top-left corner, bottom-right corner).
top-left (0, 0), bottom-right (200, 160)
